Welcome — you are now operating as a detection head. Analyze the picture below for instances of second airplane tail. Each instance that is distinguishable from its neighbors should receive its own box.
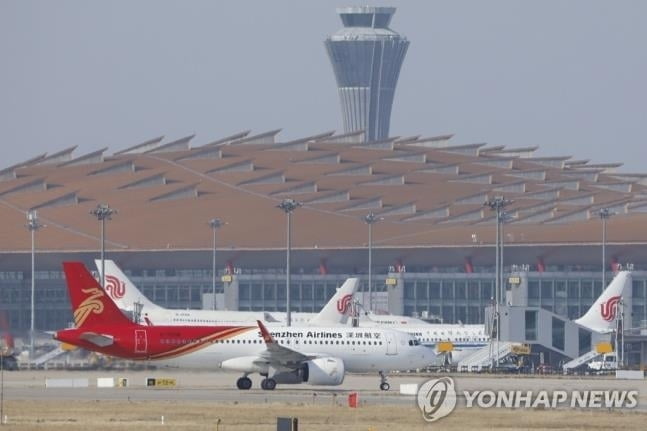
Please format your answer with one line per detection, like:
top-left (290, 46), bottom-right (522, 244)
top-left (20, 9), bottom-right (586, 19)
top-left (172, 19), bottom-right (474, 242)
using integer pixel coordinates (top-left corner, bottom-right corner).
top-left (575, 271), bottom-right (631, 333)
top-left (95, 259), bottom-right (162, 312)
top-left (308, 278), bottom-right (359, 326)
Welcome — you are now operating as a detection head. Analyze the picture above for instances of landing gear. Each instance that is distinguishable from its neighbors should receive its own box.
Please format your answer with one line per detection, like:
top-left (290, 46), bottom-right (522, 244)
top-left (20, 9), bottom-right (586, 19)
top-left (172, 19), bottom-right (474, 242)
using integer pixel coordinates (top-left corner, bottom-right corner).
top-left (379, 371), bottom-right (390, 391)
top-left (260, 378), bottom-right (277, 391)
top-left (236, 376), bottom-right (252, 390)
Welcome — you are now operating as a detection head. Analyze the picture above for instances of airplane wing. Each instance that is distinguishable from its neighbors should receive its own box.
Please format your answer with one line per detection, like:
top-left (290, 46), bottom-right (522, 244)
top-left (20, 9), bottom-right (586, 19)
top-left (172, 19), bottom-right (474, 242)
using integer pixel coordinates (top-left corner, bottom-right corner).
top-left (79, 332), bottom-right (114, 347)
top-left (256, 320), bottom-right (317, 368)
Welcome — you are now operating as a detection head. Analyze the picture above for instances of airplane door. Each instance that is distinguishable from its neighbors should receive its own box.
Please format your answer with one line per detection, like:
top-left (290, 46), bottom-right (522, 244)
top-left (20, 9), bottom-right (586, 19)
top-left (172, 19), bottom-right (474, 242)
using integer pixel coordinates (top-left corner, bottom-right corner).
top-left (135, 329), bottom-right (147, 354)
top-left (385, 333), bottom-right (397, 355)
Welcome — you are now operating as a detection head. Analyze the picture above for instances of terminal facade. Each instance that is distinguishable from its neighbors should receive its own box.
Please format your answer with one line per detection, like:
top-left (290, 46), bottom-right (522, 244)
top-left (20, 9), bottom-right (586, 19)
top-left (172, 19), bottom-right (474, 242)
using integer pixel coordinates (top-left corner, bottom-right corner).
top-left (1, 129), bottom-right (647, 343)
top-left (2, 256), bottom-right (646, 337)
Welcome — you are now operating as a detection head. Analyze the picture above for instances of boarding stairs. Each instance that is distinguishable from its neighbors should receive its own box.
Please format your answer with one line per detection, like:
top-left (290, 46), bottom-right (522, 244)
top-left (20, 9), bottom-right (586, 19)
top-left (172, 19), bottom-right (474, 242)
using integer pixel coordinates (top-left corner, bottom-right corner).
top-left (562, 349), bottom-right (601, 372)
top-left (458, 341), bottom-right (514, 372)
top-left (31, 346), bottom-right (66, 367)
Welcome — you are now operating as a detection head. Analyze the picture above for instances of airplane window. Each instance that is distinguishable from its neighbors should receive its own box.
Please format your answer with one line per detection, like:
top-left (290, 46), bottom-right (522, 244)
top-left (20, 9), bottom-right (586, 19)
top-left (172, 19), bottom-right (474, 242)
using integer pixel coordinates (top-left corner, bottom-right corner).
top-left (352, 341), bottom-right (355, 345)
top-left (336, 340), bottom-right (339, 344)
top-left (363, 341), bottom-right (366, 345)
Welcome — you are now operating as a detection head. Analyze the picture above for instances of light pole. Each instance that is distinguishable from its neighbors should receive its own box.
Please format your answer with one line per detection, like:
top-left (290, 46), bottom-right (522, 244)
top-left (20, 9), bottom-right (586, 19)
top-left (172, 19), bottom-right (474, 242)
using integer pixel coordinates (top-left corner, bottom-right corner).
top-left (364, 212), bottom-right (382, 312)
top-left (26, 210), bottom-right (44, 360)
top-left (499, 210), bottom-right (514, 303)
top-left (208, 218), bottom-right (225, 310)
top-left (615, 298), bottom-right (625, 369)
top-left (90, 203), bottom-right (117, 288)
top-left (277, 199), bottom-right (302, 327)
top-left (598, 208), bottom-right (614, 286)
top-left (484, 196), bottom-right (513, 306)
top-left (484, 196), bottom-right (512, 368)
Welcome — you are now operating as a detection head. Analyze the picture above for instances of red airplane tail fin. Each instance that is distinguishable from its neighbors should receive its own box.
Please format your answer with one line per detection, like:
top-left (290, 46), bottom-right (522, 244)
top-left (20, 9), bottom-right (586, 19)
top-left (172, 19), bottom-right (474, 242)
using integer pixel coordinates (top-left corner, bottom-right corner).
top-left (0, 311), bottom-right (14, 349)
top-left (63, 262), bottom-right (134, 328)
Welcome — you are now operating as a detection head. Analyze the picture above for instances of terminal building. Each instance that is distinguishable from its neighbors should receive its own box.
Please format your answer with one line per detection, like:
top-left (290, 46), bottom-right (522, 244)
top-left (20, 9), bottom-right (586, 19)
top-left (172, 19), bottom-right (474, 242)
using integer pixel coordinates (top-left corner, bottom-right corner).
top-left (1, 129), bottom-right (647, 343)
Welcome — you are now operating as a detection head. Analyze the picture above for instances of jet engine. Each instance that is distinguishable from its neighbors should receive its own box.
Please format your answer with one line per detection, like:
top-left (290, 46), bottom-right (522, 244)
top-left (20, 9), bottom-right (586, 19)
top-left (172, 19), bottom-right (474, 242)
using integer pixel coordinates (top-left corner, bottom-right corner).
top-left (302, 357), bottom-right (345, 385)
top-left (272, 357), bottom-right (345, 385)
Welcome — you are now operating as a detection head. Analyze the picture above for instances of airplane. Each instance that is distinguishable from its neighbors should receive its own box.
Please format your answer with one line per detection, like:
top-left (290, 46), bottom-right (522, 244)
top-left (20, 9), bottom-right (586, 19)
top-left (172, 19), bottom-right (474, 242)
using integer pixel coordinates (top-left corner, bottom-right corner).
top-left (96, 259), bottom-right (358, 327)
top-left (55, 262), bottom-right (433, 391)
top-left (98, 260), bottom-right (436, 328)
top-left (353, 271), bottom-right (632, 364)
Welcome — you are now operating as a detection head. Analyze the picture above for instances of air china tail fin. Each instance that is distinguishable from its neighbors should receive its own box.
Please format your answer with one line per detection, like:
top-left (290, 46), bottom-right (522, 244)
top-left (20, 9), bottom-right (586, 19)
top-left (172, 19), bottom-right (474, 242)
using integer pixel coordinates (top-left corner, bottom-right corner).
top-left (63, 262), bottom-right (135, 328)
top-left (575, 271), bottom-right (631, 333)
top-left (308, 278), bottom-right (359, 326)
top-left (95, 259), bottom-right (162, 312)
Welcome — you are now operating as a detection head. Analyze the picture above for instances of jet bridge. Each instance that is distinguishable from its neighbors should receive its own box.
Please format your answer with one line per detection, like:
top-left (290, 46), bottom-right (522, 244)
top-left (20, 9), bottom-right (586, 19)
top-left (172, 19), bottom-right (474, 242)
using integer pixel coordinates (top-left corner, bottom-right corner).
top-left (489, 304), bottom-right (611, 368)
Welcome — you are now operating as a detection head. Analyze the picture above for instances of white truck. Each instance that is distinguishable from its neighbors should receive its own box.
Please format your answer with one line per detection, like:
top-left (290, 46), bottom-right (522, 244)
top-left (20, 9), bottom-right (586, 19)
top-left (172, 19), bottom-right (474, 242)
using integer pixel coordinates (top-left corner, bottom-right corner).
top-left (587, 353), bottom-right (617, 372)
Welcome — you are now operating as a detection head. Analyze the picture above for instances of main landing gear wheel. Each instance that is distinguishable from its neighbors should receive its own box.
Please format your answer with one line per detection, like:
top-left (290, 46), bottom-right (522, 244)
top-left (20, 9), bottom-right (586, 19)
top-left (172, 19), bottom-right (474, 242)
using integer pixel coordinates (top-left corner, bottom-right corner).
top-left (378, 371), bottom-right (390, 391)
top-left (236, 376), bottom-right (252, 390)
top-left (260, 378), bottom-right (277, 390)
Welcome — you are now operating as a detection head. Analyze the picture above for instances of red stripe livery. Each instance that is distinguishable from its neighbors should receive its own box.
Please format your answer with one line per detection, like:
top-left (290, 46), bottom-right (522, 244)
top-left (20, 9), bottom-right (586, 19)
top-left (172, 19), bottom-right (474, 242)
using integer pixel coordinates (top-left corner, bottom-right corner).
top-left (55, 262), bottom-right (253, 360)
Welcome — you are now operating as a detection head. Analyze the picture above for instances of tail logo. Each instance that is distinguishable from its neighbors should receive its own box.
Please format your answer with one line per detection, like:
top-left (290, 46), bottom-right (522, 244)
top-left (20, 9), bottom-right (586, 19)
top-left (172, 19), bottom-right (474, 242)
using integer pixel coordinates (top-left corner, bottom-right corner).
top-left (105, 275), bottom-right (126, 299)
top-left (336, 294), bottom-right (352, 314)
top-left (73, 287), bottom-right (105, 327)
top-left (600, 295), bottom-right (621, 321)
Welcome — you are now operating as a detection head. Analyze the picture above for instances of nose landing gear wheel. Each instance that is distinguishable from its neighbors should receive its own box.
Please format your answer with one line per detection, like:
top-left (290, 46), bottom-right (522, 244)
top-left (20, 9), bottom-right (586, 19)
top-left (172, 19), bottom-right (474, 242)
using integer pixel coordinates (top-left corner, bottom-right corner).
top-left (260, 378), bottom-right (277, 390)
top-left (378, 371), bottom-right (390, 391)
top-left (236, 376), bottom-right (252, 390)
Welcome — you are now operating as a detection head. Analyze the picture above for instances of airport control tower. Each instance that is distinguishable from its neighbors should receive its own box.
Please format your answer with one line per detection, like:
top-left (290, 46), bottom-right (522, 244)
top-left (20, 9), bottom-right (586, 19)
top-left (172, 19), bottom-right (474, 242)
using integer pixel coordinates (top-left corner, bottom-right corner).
top-left (325, 6), bottom-right (409, 142)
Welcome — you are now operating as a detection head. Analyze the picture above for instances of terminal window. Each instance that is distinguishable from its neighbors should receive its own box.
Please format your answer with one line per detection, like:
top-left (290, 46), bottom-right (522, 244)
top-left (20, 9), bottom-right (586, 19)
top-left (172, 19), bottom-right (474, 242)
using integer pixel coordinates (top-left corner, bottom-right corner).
top-left (552, 317), bottom-right (565, 351)
top-left (525, 310), bottom-right (537, 341)
top-left (578, 328), bottom-right (591, 356)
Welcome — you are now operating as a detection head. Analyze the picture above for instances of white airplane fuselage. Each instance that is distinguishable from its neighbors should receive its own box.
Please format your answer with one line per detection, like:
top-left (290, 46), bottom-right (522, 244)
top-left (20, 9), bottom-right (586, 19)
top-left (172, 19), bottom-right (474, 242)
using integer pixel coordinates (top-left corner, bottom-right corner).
top-left (145, 309), bottom-right (320, 326)
top-left (152, 325), bottom-right (433, 373)
top-left (357, 318), bottom-right (489, 364)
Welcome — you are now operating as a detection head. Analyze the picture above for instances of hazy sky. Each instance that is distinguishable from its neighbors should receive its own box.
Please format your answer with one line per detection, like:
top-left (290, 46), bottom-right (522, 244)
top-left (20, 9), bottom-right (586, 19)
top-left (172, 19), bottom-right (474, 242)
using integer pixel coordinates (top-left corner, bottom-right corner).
top-left (1, 1), bottom-right (646, 170)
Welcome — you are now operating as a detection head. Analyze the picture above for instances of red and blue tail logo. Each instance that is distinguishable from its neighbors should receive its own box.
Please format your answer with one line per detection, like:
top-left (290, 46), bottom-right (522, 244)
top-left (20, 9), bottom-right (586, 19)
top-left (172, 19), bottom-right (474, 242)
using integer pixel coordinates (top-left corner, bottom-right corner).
top-left (600, 295), bottom-right (621, 321)
top-left (336, 294), bottom-right (352, 314)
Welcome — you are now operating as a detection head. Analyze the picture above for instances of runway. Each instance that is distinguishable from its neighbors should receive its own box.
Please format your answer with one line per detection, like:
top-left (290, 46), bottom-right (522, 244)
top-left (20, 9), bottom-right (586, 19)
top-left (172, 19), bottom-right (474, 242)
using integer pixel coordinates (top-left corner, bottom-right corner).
top-left (3, 369), bottom-right (646, 408)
